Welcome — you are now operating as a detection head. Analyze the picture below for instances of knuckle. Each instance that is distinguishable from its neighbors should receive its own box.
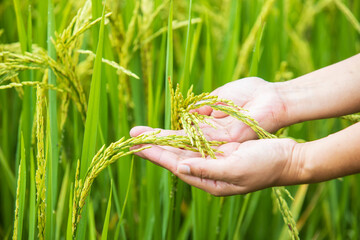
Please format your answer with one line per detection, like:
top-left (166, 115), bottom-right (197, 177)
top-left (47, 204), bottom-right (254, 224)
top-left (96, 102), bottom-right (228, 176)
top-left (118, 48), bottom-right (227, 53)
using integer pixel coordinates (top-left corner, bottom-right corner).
top-left (197, 166), bottom-right (208, 179)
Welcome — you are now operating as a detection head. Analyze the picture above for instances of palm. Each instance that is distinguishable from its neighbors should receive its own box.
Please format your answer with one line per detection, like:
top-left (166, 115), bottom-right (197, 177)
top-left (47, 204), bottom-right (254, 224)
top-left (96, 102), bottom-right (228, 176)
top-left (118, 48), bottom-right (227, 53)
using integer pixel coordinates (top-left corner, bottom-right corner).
top-left (130, 136), bottom-right (296, 196)
top-left (198, 77), bottom-right (286, 142)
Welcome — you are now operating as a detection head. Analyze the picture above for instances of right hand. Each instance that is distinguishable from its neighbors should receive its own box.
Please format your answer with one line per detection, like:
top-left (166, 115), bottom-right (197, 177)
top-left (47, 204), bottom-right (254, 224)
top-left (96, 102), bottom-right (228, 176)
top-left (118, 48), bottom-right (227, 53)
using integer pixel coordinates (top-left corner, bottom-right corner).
top-left (130, 126), bottom-right (300, 196)
top-left (193, 77), bottom-right (288, 142)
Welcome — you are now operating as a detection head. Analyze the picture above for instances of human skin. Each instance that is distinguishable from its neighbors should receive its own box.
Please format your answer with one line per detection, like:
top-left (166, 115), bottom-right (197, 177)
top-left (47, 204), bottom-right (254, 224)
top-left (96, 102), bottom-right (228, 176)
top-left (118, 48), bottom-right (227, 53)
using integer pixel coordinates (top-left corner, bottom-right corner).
top-left (130, 53), bottom-right (360, 196)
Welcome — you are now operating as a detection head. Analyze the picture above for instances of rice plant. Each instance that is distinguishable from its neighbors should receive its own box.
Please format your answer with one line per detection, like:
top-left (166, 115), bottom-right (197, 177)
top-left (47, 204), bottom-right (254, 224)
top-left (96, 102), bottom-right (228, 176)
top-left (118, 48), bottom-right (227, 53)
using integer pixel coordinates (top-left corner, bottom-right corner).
top-left (1, 0), bottom-right (359, 239)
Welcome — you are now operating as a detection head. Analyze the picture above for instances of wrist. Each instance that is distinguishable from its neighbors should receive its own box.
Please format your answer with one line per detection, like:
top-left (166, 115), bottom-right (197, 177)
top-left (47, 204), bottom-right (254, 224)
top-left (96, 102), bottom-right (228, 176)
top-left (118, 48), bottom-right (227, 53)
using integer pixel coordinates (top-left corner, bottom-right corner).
top-left (292, 123), bottom-right (360, 184)
top-left (275, 139), bottom-right (308, 186)
top-left (289, 141), bottom-right (313, 185)
top-left (273, 80), bottom-right (305, 127)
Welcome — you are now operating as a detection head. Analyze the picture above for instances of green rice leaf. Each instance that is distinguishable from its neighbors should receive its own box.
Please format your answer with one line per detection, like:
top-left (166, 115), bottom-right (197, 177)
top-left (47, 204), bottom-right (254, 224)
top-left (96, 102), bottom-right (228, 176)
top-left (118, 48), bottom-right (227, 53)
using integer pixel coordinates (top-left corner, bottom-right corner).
top-left (13, 133), bottom-right (27, 240)
top-left (164, 0), bottom-right (173, 130)
top-left (46, 0), bottom-right (59, 238)
top-left (66, 184), bottom-right (73, 240)
top-left (180, 0), bottom-right (193, 94)
top-left (77, 1), bottom-right (107, 238)
top-left (249, 22), bottom-right (265, 76)
top-left (28, 150), bottom-right (36, 240)
top-left (13, 0), bottom-right (27, 53)
top-left (101, 182), bottom-right (113, 240)
top-left (0, 148), bottom-right (15, 197)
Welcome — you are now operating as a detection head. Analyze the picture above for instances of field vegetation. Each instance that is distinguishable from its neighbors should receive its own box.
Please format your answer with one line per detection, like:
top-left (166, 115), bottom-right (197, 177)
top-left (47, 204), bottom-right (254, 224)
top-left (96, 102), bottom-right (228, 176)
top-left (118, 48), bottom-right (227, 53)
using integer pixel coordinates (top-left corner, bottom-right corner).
top-left (0, 0), bottom-right (360, 239)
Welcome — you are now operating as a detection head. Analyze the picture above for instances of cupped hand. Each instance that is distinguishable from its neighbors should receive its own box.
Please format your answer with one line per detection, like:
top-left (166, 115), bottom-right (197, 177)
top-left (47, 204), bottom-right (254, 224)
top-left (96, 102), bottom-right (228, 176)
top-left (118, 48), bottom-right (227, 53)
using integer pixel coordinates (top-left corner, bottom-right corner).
top-left (130, 127), bottom-right (301, 196)
top-left (194, 77), bottom-right (288, 142)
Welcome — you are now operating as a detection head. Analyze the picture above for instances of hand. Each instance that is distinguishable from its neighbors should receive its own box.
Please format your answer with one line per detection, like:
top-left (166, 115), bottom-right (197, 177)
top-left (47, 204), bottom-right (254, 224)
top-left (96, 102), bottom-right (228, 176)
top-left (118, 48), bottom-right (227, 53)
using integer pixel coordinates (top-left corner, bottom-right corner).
top-left (130, 127), bottom-right (301, 196)
top-left (193, 77), bottom-right (288, 142)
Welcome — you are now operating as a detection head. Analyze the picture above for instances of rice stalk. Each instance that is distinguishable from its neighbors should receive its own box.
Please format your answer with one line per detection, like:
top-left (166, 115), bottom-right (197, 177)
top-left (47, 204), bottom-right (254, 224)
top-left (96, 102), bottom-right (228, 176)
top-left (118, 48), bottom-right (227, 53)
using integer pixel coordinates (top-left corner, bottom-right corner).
top-left (0, 81), bottom-right (67, 92)
top-left (133, 18), bottom-right (202, 52)
top-left (12, 134), bottom-right (26, 240)
top-left (53, 1), bottom-right (112, 123)
top-left (77, 49), bottom-right (139, 79)
top-left (169, 79), bottom-right (274, 157)
top-left (0, 51), bottom-right (86, 120)
top-left (35, 85), bottom-right (46, 240)
top-left (0, 1), bottom-right (113, 123)
top-left (71, 131), bottom-right (223, 237)
top-left (1, 75), bottom-right (23, 97)
top-left (75, 4), bottom-right (107, 237)
top-left (341, 113), bottom-right (360, 123)
top-left (134, 0), bottom-right (168, 48)
top-left (273, 187), bottom-right (299, 240)
top-left (12, 174), bottom-right (20, 239)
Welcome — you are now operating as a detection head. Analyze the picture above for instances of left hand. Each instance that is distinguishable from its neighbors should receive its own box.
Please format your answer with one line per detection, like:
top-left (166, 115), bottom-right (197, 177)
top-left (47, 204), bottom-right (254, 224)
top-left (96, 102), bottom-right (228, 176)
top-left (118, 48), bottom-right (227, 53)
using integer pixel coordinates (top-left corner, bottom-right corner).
top-left (130, 126), bottom-right (301, 196)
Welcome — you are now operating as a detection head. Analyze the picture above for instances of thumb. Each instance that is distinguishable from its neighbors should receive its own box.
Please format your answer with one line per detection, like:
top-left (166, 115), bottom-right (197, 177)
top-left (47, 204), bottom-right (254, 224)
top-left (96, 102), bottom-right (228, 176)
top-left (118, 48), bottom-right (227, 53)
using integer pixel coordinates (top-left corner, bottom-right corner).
top-left (177, 158), bottom-right (229, 181)
top-left (211, 110), bottom-right (228, 118)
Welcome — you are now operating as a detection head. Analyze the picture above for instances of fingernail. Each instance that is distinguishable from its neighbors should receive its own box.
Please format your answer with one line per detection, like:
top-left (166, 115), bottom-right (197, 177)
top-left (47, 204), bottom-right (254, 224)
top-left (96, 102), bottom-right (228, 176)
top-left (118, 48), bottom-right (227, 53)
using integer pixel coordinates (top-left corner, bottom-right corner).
top-left (178, 164), bottom-right (191, 174)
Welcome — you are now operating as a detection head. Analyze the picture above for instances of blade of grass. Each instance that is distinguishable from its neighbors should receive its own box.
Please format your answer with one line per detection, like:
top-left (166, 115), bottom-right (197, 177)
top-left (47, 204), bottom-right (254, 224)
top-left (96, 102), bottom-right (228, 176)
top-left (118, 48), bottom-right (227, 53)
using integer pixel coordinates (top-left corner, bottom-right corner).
top-left (189, 22), bottom-right (202, 73)
top-left (232, 194), bottom-right (251, 240)
top-left (119, 157), bottom-right (134, 226)
top-left (101, 181), bottom-right (113, 240)
top-left (240, 190), bottom-right (262, 237)
top-left (28, 149), bottom-right (36, 240)
top-left (180, 0), bottom-right (193, 94)
top-left (164, 2), bottom-right (174, 238)
top-left (203, 12), bottom-right (212, 92)
top-left (334, 0), bottom-right (360, 34)
top-left (164, 0), bottom-right (173, 130)
top-left (77, 2), bottom-right (107, 238)
top-left (232, 0), bottom-right (275, 79)
top-left (152, 32), bottom-right (167, 127)
top-left (88, 200), bottom-right (96, 240)
top-left (66, 183), bottom-right (73, 240)
top-left (14, 0), bottom-right (33, 188)
top-left (46, 0), bottom-right (58, 238)
top-left (79, 1), bottom-right (106, 178)
top-left (249, 22), bottom-right (265, 76)
top-left (55, 165), bottom-right (70, 240)
top-left (12, 133), bottom-right (26, 240)
top-left (13, 0), bottom-right (27, 52)
top-left (45, 107), bottom-right (54, 240)
top-left (218, 0), bottom-right (241, 86)
top-left (0, 148), bottom-right (15, 197)
top-left (208, 197), bottom-right (222, 240)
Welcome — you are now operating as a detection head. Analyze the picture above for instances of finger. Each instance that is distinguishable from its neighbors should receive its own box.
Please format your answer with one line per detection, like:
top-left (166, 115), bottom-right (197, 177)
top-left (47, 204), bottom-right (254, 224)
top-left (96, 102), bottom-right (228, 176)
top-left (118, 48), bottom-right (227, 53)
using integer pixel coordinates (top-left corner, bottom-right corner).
top-left (133, 145), bottom-right (180, 172)
top-left (190, 105), bottom-right (213, 116)
top-left (130, 126), bottom-right (154, 137)
top-left (130, 126), bottom-right (187, 138)
top-left (176, 173), bottom-right (246, 196)
top-left (211, 109), bottom-right (228, 118)
top-left (176, 157), bottom-right (234, 182)
top-left (131, 144), bottom-right (202, 160)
